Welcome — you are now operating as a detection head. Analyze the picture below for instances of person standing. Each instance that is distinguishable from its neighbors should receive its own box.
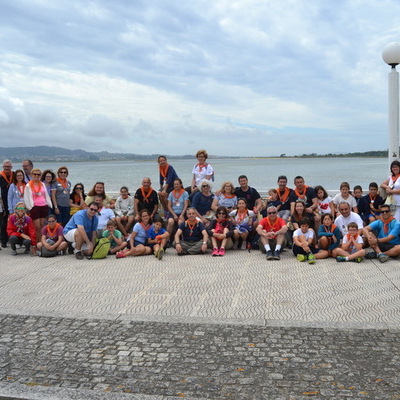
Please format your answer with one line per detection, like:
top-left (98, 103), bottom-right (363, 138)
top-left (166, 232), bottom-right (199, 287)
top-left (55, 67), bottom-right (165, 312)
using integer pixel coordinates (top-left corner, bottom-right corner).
top-left (0, 159), bottom-right (14, 247)
top-left (22, 159), bottom-right (34, 183)
top-left (157, 155), bottom-right (179, 212)
top-left (53, 166), bottom-right (72, 226)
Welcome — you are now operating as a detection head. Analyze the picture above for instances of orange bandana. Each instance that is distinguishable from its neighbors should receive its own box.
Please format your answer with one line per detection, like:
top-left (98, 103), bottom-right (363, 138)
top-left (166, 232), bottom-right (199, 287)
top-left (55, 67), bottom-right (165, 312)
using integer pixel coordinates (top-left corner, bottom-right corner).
top-left (0, 171), bottom-right (14, 186)
top-left (140, 187), bottom-right (154, 203)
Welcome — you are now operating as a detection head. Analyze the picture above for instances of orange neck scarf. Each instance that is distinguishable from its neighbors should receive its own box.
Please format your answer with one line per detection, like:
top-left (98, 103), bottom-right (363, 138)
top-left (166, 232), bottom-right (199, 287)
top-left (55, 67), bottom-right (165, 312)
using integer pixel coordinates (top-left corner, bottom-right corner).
top-left (172, 188), bottom-right (185, 200)
top-left (383, 216), bottom-right (395, 234)
top-left (16, 182), bottom-right (26, 194)
top-left (266, 216), bottom-right (279, 232)
top-left (28, 180), bottom-right (43, 196)
top-left (0, 171), bottom-right (14, 186)
top-left (46, 223), bottom-right (61, 238)
top-left (196, 163), bottom-right (206, 172)
top-left (324, 224), bottom-right (337, 233)
top-left (294, 185), bottom-right (308, 199)
top-left (159, 164), bottom-right (169, 179)
top-left (236, 208), bottom-right (248, 224)
top-left (277, 187), bottom-right (290, 203)
top-left (140, 186), bottom-right (154, 203)
top-left (345, 233), bottom-right (359, 242)
top-left (187, 220), bottom-right (197, 236)
top-left (57, 177), bottom-right (68, 189)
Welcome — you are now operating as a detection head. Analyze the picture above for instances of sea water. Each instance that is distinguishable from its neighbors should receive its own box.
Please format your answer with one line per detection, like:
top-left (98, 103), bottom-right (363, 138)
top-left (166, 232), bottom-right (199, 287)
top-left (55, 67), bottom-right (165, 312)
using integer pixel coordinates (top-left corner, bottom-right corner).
top-left (31, 157), bottom-right (388, 195)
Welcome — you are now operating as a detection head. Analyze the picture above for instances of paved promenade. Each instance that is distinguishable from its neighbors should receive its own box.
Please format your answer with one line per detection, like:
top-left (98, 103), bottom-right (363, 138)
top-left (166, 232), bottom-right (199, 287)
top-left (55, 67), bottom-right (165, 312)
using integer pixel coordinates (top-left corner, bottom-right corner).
top-left (0, 247), bottom-right (399, 399)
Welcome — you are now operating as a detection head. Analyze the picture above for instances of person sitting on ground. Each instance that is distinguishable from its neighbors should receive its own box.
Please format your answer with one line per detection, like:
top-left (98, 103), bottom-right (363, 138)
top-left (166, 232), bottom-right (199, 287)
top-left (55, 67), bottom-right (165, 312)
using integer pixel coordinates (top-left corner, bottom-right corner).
top-left (334, 222), bottom-right (365, 263)
top-left (7, 169), bottom-right (26, 214)
top-left (257, 205), bottom-right (288, 260)
top-left (85, 182), bottom-right (112, 207)
top-left (174, 207), bottom-right (208, 255)
top-left (102, 219), bottom-right (126, 255)
top-left (24, 168), bottom-right (53, 243)
top-left (315, 185), bottom-right (334, 218)
top-left (70, 183), bottom-right (87, 216)
top-left (94, 195), bottom-right (115, 238)
top-left (317, 213), bottom-right (342, 256)
top-left (116, 209), bottom-right (152, 258)
top-left (146, 215), bottom-right (170, 260)
top-left (362, 204), bottom-right (400, 263)
top-left (114, 186), bottom-right (134, 237)
top-left (191, 179), bottom-right (215, 226)
top-left (53, 166), bottom-right (72, 226)
top-left (352, 185), bottom-right (363, 210)
top-left (289, 200), bottom-right (309, 231)
top-left (63, 202), bottom-right (99, 260)
top-left (332, 182), bottom-right (358, 216)
top-left (207, 206), bottom-right (234, 256)
top-left (234, 175), bottom-right (263, 218)
top-left (211, 181), bottom-right (237, 214)
top-left (134, 177), bottom-right (159, 221)
top-left (7, 202), bottom-right (36, 256)
top-left (37, 214), bottom-right (68, 257)
top-left (229, 198), bottom-right (256, 249)
top-left (157, 155), bottom-right (179, 212)
top-left (358, 182), bottom-right (384, 225)
top-left (166, 178), bottom-right (189, 239)
top-left (293, 217), bottom-right (328, 264)
top-left (189, 149), bottom-right (214, 197)
top-left (334, 202), bottom-right (364, 237)
top-left (276, 175), bottom-right (293, 222)
top-left (260, 189), bottom-right (281, 218)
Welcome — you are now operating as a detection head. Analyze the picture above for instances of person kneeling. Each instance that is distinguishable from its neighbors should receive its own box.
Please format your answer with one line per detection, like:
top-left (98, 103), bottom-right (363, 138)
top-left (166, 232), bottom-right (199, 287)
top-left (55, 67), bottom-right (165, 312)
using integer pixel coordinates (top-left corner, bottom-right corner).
top-left (333, 222), bottom-right (365, 263)
top-left (147, 216), bottom-right (170, 260)
top-left (292, 218), bottom-right (328, 264)
top-left (174, 207), bottom-right (208, 255)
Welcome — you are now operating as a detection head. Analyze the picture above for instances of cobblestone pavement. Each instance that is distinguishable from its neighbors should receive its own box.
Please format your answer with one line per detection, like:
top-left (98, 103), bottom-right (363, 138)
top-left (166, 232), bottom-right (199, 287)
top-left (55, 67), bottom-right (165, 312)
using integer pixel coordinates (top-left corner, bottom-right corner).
top-left (0, 314), bottom-right (399, 399)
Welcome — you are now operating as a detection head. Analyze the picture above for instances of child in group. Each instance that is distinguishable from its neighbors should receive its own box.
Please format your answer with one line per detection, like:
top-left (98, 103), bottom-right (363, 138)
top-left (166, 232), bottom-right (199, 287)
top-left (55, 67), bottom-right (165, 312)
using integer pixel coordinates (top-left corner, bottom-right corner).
top-left (146, 216), bottom-right (169, 260)
top-left (293, 217), bottom-right (328, 263)
top-left (261, 189), bottom-right (281, 217)
top-left (334, 222), bottom-right (365, 263)
top-left (102, 220), bottom-right (126, 254)
top-left (229, 198), bottom-right (256, 249)
top-left (352, 185), bottom-right (363, 209)
top-left (317, 213), bottom-right (342, 255)
top-left (207, 206), bottom-right (234, 256)
top-left (358, 182), bottom-right (384, 224)
top-left (332, 182), bottom-right (358, 216)
top-left (315, 185), bottom-right (333, 217)
top-left (114, 186), bottom-right (135, 237)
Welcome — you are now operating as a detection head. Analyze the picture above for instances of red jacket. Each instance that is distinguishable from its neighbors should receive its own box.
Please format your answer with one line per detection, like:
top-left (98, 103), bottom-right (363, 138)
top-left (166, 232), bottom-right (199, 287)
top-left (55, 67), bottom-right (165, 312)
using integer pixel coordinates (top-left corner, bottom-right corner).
top-left (7, 213), bottom-right (37, 246)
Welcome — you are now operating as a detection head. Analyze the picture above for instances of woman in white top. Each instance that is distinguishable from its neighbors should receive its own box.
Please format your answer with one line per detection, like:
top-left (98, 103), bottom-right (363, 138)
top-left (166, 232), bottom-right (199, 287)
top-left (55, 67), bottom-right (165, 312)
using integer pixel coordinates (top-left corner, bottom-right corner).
top-left (189, 149), bottom-right (214, 197)
top-left (211, 181), bottom-right (237, 213)
top-left (381, 160), bottom-right (400, 221)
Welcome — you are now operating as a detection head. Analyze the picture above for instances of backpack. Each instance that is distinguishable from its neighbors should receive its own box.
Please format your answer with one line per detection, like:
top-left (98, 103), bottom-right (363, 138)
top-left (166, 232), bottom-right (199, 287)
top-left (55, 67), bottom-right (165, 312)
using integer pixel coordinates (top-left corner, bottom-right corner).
top-left (91, 237), bottom-right (111, 259)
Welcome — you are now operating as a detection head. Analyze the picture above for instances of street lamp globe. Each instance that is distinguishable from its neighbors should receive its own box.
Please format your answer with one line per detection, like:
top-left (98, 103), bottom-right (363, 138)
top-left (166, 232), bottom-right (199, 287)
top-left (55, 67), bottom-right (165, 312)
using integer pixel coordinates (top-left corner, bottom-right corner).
top-left (382, 42), bottom-right (400, 67)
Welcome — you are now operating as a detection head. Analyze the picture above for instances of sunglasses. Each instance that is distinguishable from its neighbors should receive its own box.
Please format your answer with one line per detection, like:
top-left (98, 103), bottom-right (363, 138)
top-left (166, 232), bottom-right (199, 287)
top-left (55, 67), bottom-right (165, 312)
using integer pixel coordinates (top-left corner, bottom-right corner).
top-left (76, 187), bottom-right (83, 190)
top-left (33, 173), bottom-right (41, 176)
top-left (89, 208), bottom-right (98, 212)
top-left (47, 220), bottom-right (56, 223)
top-left (268, 211), bottom-right (277, 215)
top-left (217, 212), bottom-right (226, 215)
top-left (202, 185), bottom-right (209, 188)
top-left (15, 207), bottom-right (26, 210)
top-left (59, 171), bottom-right (68, 174)
top-left (381, 210), bottom-right (391, 214)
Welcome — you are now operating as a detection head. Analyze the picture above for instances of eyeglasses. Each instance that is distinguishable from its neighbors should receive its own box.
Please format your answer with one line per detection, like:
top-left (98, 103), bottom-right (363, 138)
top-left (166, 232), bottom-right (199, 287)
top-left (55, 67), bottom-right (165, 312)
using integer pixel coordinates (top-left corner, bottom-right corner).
top-left (47, 220), bottom-right (56, 223)
top-left (202, 185), bottom-right (209, 188)
top-left (15, 207), bottom-right (25, 210)
top-left (76, 187), bottom-right (83, 190)
top-left (381, 210), bottom-right (391, 214)
top-left (267, 211), bottom-right (277, 215)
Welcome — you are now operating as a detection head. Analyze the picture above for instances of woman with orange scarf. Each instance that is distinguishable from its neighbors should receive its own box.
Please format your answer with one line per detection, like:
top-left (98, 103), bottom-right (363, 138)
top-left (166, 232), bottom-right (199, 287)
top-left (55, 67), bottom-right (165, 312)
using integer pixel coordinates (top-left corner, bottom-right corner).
top-left (7, 169), bottom-right (26, 214)
top-left (23, 168), bottom-right (53, 245)
top-left (166, 178), bottom-right (189, 238)
top-left (53, 166), bottom-right (72, 226)
top-left (37, 214), bottom-right (68, 257)
top-left (211, 181), bottom-right (237, 213)
top-left (157, 155), bottom-right (179, 212)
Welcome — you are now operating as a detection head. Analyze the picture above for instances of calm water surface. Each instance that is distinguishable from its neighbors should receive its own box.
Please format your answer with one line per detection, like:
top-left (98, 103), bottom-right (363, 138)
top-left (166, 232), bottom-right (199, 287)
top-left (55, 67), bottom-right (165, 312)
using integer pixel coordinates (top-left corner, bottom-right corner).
top-left (34, 157), bottom-right (388, 195)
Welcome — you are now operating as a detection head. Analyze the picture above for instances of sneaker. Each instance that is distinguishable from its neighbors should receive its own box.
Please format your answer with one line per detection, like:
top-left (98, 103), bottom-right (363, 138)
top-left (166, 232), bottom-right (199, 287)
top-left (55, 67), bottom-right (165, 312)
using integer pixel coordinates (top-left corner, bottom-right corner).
top-left (178, 249), bottom-right (188, 256)
top-left (365, 251), bottom-right (377, 259)
top-left (240, 241), bottom-right (247, 250)
top-left (266, 250), bottom-right (274, 260)
top-left (233, 241), bottom-right (239, 250)
top-left (308, 254), bottom-right (316, 264)
top-left (1, 243), bottom-right (7, 248)
top-left (75, 251), bottom-right (84, 260)
top-left (154, 249), bottom-right (159, 258)
top-left (378, 253), bottom-right (390, 263)
top-left (296, 254), bottom-right (307, 262)
top-left (24, 247), bottom-right (30, 254)
top-left (273, 249), bottom-right (281, 260)
top-left (336, 256), bottom-right (347, 262)
top-left (116, 251), bottom-right (126, 259)
top-left (354, 256), bottom-right (363, 263)
top-left (157, 248), bottom-right (164, 260)
top-left (37, 250), bottom-right (42, 257)
top-left (218, 248), bottom-right (225, 256)
top-left (11, 249), bottom-right (17, 256)
top-left (212, 248), bottom-right (219, 256)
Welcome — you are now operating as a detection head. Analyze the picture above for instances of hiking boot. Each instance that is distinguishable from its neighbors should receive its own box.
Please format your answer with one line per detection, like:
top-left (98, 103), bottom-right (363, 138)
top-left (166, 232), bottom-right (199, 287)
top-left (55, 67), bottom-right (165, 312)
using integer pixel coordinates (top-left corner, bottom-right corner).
top-left (308, 254), bottom-right (316, 264)
top-left (273, 249), bottom-right (281, 260)
top-left (378, 253), bottom-right (390, 263)
top-left (266, 250), bottom-right (274, 260)
top-left (365, 251), bottom-right (377, 259)
top-left (75, 251), bottom-right (84, 260)
top-left (157, 248), bottom-right (164, 260)
top-left (296, 254), bottom-right (307, 262)
top-left (336, 256), bottom-right (347, 262)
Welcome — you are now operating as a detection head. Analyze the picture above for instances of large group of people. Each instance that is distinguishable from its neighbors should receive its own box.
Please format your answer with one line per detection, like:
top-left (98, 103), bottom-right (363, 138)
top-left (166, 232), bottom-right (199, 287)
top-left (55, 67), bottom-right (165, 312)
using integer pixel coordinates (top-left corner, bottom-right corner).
top-left (1, 152), bottom-right (400, 264)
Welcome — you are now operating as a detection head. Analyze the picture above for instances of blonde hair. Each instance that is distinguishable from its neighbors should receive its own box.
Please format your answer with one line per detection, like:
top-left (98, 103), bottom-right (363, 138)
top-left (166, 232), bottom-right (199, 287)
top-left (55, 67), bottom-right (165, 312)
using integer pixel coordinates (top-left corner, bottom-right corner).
top-left (220, 181), bottom-right (235, 194)
top-left (195, 149), bottom-right (208, 160)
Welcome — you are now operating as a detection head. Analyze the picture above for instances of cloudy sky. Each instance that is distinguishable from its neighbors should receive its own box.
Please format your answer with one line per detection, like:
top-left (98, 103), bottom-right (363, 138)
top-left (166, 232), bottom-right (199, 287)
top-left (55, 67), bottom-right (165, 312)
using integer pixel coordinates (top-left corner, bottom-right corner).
top-left (0, 0), bottom-right (399, 156)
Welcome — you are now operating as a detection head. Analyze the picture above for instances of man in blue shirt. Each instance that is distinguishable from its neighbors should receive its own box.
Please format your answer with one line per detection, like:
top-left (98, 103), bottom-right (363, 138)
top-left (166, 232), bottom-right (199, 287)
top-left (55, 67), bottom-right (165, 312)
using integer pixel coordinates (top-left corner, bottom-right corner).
top-left (63, 202), bottom-right (99, 259)
top-left (363, 204), bottom-right (400, 263)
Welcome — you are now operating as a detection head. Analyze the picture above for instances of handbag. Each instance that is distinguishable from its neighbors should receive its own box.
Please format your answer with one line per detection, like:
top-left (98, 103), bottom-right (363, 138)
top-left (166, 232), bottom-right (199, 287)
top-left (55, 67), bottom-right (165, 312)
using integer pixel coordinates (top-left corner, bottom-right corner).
top-left (384, 194), bottom-right (397, 213)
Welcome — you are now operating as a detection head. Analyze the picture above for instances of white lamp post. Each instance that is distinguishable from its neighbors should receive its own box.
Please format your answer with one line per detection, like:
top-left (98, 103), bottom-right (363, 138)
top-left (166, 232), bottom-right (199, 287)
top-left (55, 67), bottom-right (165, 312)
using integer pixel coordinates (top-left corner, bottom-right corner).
top-left (382, 42), bottom-right (400, 166)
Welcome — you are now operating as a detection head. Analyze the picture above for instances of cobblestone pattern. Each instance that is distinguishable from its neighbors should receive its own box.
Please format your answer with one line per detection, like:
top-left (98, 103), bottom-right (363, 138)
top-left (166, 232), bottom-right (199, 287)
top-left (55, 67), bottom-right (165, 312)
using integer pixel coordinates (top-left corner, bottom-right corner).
top-left (0, 314), bottom-right (399, 399)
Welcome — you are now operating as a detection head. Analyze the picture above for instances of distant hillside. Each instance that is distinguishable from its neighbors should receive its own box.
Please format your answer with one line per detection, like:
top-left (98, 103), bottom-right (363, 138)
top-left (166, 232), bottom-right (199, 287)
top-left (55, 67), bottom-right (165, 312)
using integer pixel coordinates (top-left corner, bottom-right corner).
top-left (0, 146), bottom-right (193, 162)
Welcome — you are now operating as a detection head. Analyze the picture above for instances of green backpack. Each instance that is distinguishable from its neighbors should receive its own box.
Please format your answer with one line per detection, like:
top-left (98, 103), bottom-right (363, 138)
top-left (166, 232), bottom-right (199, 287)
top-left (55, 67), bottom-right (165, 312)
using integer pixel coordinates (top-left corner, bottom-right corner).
top-left (91, 237), bottom-right (111, 259)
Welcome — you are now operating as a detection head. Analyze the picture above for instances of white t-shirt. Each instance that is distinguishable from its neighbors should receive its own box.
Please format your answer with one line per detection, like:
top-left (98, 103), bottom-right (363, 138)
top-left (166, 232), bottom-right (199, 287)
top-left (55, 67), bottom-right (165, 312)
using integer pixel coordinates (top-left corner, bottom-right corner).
top-left (332, 193), bottom-right (357, 209)
top-left (293, 228), bottom-right (314, 241)
top-left (192, 163), bottom-right (214, 187)
top-left (318, 196), bottom-right (332, 215)
top-left (334, 212), bottom-right (363, 235)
